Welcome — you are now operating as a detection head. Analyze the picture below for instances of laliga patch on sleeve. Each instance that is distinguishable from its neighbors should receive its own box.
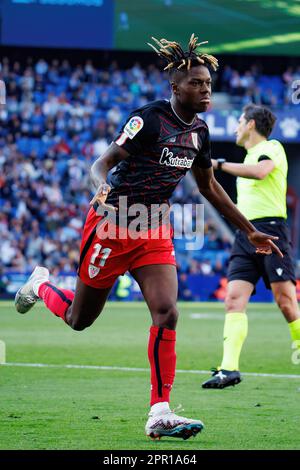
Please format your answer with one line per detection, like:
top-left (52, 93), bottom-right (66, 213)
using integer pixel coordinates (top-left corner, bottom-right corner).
top-left (123, 116), bottom-right (144, 139)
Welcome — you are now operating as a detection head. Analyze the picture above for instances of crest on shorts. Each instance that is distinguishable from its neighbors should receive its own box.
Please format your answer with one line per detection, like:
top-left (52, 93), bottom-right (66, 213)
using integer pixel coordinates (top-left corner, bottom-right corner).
top-left (191, 132), bottom-right (198, 149)
top-left (124, 116), bottom-right (144, 139)
top-left (276, 268), bottom-right (283, 276)
top-left (88, 264), bottom-right (100, 279)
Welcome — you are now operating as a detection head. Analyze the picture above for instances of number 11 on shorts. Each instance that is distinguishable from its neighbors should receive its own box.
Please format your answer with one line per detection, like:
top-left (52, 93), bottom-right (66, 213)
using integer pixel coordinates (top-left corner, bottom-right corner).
top-left (88, 243), bottom-right (112, 278)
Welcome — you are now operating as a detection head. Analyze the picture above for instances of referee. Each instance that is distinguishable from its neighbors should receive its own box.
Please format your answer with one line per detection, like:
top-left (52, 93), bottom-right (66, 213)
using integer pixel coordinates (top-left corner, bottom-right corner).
top-left (202, 104), bottom-right (300, 389)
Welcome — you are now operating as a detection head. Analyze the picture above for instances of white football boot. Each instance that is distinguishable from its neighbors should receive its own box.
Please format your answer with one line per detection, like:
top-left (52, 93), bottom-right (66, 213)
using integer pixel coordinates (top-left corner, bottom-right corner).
top-left (145, 402), bottom-right (204, 440)
top-left (15, 266), bottom-right (49, 314)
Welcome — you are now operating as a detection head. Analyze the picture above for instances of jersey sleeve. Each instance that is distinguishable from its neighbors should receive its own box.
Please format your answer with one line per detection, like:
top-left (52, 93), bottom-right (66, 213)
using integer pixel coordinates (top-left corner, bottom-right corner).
top-left (114, 108), bottom-right (160, 155)
top-left (257, 140), bottom-right (283, 167)
top-left (258, 155), bottom-right (272, 162)
top-left (193, 126), bottom-right (212, 169)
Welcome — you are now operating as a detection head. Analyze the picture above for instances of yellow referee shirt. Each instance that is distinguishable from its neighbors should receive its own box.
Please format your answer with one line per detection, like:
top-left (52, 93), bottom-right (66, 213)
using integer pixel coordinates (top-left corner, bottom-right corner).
top-left (236, 139), bottom-right (287, 220)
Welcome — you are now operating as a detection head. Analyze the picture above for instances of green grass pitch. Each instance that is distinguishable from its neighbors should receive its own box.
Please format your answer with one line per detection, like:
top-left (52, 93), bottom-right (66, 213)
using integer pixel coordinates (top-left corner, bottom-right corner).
top-left (115, 0), bottom-right (300, 56)
top-left (1, 300), bottom-right (299, 450)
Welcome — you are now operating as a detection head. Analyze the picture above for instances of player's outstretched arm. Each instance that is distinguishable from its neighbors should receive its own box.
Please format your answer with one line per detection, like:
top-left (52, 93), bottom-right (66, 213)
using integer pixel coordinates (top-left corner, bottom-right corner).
top-left (192, 166), bottom-right (283, 257)
top-left (211, 158), bottom-right (275, 180)
top-left (90, 142), bottom-right (129, 209)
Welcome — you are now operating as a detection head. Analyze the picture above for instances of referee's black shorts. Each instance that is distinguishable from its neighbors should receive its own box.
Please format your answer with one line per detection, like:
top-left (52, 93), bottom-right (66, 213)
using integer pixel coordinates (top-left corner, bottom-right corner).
top-left (227, 217), bottom-right (296, 292)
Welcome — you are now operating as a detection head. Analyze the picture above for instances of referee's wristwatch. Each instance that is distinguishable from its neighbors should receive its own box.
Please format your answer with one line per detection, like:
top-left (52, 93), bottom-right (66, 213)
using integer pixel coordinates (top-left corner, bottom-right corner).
top-left (217, 158), bottom-right (226, 170)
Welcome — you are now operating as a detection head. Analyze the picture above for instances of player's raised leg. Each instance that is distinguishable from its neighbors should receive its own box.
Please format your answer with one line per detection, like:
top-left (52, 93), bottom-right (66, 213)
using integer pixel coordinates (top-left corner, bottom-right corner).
top-left (202, 280), bottom-right (253, 389)
top-left (15, 266), bottom-right (50, 314)
top-left (132, 264), bottom-right (204, 440)
top-left (271, 281), bottom-right (300, 355)
top-left (15, 269), bottom-right (111, 330)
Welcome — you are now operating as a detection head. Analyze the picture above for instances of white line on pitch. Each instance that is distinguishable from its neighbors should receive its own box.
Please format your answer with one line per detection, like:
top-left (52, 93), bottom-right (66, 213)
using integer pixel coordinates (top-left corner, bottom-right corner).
top-left (189, 313), bottom-right (278, 319)
top-left (2, 362), bottom-right (300, 380)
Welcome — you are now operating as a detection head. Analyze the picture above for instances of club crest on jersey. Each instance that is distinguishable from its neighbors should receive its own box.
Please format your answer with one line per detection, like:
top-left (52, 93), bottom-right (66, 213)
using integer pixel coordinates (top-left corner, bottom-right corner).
top-left (124, 116), bottom-right (144, 139)
top-left (88, 264), bottom-right (100, 279)
top-left (191, 132), bottom-right (198, 149)
top-left (159, 147), bottom-right (193, 169)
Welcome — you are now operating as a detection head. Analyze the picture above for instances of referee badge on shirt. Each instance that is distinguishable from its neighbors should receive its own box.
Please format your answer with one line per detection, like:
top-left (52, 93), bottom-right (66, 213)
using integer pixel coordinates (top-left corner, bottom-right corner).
top-left (124, 116), bottom-right (144, 139)
top-left (88, 264), bottom-right (100, 278)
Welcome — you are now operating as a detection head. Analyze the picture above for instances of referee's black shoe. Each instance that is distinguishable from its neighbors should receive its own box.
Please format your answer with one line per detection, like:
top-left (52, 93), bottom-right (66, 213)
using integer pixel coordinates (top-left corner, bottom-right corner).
top-left (202, 368), bottom-right (242, 389)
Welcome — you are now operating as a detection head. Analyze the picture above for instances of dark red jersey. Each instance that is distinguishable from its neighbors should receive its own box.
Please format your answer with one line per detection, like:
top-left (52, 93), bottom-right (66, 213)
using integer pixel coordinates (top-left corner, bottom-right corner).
top-left (107, 99), bottom-right (211, 208)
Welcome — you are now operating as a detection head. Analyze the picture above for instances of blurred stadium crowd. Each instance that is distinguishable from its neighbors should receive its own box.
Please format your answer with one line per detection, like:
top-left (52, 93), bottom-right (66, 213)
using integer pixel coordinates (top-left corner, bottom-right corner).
top-left (0, 57), bottom-right (298, 293)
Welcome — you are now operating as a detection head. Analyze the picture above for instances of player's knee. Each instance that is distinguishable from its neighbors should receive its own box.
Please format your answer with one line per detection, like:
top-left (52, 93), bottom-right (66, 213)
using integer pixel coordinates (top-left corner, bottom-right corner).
top-left (276, 293), bottom-right (293, 316)
top-left (225, 293), bottom-right (245, 312)
top-left (154, 303), bottom-right (178, 329)
top-left (71, 323), bottom-right (86, 331)
top-left (69, 317), bottom-right (93, 331)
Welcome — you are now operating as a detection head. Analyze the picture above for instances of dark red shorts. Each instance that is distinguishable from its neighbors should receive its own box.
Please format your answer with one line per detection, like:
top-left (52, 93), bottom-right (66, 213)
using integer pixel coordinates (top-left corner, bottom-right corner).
top-left (78, 207), bottom-right (176, 289)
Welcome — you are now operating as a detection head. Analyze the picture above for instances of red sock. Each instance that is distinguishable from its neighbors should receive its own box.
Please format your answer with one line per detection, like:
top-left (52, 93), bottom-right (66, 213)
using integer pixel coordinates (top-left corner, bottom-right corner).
top-left (148, 325), bottom-right (176, 406)
top-left (38, 282), bottom-right (74, 322)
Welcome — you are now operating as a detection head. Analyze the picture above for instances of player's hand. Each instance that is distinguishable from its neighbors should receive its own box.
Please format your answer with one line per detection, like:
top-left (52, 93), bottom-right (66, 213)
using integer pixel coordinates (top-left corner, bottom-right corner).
top-left (211, 159), bottom-right (217, 170)
top-left (247, 230), bottom-right (283, 257)
top-left (89, 183), bottom-right (117, 212)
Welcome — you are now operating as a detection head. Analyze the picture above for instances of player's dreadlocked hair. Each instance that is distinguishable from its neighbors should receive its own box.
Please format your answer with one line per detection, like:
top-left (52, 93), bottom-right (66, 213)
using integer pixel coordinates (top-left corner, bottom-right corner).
top-left (147, 33), bottom-right (219, 74)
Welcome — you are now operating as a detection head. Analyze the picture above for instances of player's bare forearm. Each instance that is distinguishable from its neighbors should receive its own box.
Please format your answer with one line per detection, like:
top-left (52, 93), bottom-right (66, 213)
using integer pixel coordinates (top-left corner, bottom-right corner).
top-left (192, 165), bottom-right (283, 257)
top-left (193, 166), bottom-right (254, 233)
top-left (223, 162), bottom-right (259, 178)
top-left (89, 142), bottom-right (129, 208)
top-left (90, 142), bottom-right (129, 189)
top-left (212, 159), bottom-right (274, 180)
top-left (90, 158), bottom-right (110, 189)
top-left (201, 178), bottom-right (256, 234)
